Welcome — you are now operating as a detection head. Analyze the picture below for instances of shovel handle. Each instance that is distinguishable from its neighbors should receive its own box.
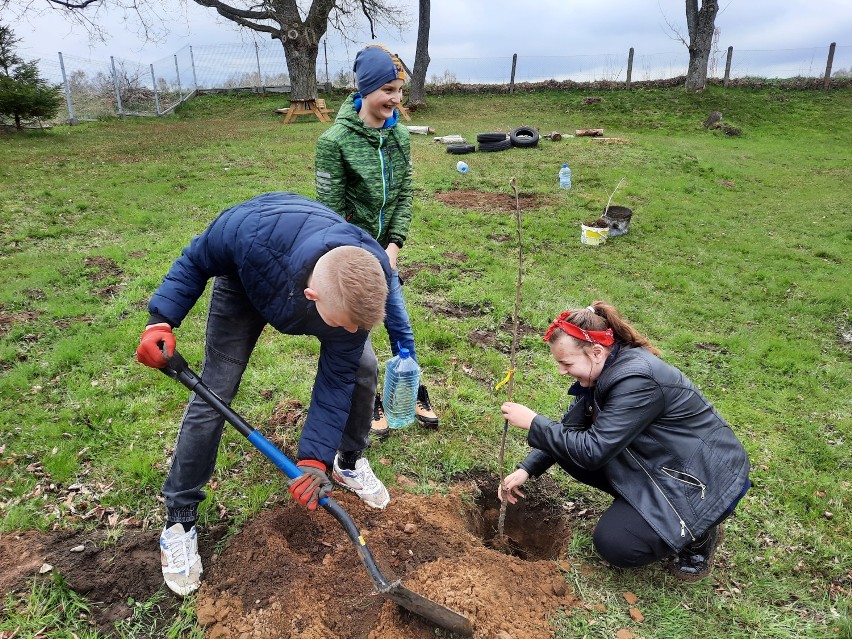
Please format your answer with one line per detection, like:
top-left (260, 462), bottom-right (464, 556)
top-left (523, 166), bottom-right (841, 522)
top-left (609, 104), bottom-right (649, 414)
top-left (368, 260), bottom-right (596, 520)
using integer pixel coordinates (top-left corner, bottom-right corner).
top-left (160, 350), bottom-right (301, 479)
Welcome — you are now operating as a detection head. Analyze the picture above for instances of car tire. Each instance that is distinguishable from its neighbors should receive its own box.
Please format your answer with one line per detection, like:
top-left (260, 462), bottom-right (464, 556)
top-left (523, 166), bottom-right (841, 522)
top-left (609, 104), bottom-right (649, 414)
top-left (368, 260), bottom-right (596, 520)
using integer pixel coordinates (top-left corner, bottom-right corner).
top-left (478, 138), bottom-right (512, 152)
top-left (447, 144), bottom-right (476, 154)
top-left (510, 126), bottom-right (540, 148)
top-left (476, 132), bottom-right (509, 144)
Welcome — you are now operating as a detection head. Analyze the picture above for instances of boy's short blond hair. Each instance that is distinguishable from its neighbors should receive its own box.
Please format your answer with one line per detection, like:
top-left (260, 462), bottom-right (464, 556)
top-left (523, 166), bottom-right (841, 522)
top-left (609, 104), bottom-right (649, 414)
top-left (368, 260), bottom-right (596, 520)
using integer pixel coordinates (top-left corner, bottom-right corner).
top-left (313, 246), bottom-right (387, 329)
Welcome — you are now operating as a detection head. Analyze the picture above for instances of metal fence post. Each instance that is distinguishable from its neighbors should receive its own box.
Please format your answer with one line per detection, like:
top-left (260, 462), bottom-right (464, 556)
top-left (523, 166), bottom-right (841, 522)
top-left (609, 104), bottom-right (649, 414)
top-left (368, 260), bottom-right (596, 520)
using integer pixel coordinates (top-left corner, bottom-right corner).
top-left (824, 42), bottom-right (836, 90)
top-left (509, 53), bottom-right (517, 94)
top-left (189, 46), bottom-right (199, 92)
top-left (255, 42), bottom-right (264, 93)
top-left (110, 56), bottom-right (124, 117)
top-left (57, 52), bottom-right (78, 125)
top-left (174, 55), bottom-right (183, 99)
top-left (626, 47), bottom-right (634, 89)
top-left (724, 46), bottom-right (733, 87)
top-left (150, 64), bottom-right (161, 115)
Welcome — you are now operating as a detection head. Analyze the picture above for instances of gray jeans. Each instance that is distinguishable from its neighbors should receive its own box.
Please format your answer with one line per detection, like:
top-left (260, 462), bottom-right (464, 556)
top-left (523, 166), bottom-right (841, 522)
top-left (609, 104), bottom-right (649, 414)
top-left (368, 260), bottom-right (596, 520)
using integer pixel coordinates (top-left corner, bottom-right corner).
top-left (162, 275), bottom-right (376, 523)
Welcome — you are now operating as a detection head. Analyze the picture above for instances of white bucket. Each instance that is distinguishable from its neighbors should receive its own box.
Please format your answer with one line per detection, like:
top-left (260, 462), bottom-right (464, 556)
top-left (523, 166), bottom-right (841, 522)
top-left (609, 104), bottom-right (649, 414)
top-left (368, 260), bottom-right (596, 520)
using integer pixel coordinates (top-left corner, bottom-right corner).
top-left (581, 223), bottom-right (609, 245)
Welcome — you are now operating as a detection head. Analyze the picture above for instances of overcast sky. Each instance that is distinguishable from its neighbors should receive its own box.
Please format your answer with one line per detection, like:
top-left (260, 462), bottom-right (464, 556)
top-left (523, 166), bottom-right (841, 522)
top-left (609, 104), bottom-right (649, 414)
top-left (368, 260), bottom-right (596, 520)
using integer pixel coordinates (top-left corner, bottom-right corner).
top-left (9, 0), bottom-right (852, 67)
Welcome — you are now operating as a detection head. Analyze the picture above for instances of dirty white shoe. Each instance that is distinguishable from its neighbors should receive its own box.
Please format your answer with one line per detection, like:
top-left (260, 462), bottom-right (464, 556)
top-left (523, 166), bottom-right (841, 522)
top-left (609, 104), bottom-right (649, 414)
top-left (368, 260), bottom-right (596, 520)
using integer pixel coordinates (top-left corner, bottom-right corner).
top-left (332, 455), bottom-right (391, 509)
top-left (160, 523), bottom-right (203, 596)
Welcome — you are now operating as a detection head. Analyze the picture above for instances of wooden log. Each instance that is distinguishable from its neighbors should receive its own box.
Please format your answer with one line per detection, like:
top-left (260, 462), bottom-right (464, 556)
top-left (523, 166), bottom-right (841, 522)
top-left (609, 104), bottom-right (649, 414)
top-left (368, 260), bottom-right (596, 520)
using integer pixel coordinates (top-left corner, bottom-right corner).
top-left (433, 135), bottom-right (466, 144)
top-left (576, 128), bottom-right (604, 137)
top-left (407, 125), bottom-right (435, 135)
top-left (591, 137), bottom-right (628, 143)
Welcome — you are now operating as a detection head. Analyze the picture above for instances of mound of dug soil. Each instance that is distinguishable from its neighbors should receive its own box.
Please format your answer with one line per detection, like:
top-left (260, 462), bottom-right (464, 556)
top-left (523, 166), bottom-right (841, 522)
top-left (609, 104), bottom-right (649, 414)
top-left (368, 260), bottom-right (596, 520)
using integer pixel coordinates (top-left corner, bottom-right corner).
top-left (1, 478), bottom-right (580, 638)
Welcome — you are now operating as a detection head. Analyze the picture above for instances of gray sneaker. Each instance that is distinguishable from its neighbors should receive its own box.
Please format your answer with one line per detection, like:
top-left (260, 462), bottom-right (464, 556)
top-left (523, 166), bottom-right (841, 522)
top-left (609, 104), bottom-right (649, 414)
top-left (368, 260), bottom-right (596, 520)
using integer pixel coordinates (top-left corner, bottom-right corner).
top-left (160, 523), bottom-right (203, 596)
top-left (332, 454), bottom-right (391, 509)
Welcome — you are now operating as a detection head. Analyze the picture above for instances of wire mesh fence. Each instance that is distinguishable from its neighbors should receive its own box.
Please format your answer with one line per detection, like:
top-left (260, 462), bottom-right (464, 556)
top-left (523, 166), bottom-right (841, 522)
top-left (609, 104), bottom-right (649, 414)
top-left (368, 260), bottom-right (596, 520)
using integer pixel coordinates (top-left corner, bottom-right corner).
top-left (26, 41), bottom-right (852, 125)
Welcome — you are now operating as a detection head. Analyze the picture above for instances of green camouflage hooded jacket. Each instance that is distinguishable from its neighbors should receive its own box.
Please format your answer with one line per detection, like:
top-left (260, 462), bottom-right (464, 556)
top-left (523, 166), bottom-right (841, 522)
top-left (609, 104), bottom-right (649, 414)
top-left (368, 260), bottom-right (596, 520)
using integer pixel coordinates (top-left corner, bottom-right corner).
top-left (315, 93), bottom-right (413, 248)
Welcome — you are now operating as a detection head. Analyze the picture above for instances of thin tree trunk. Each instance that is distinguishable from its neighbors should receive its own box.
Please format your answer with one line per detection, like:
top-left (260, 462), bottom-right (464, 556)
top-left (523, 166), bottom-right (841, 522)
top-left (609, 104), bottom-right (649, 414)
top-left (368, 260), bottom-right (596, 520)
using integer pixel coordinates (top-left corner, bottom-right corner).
top-left (684, 0), bottom-right (719, 90)
top-left (408, 0), bottom-right (431, 107)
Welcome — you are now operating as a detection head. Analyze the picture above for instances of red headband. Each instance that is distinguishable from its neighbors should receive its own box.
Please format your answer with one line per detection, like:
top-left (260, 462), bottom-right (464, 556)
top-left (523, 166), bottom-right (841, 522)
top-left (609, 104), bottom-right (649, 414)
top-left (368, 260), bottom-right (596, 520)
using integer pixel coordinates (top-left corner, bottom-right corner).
top-left (542, 311), bottom-right (615, 346)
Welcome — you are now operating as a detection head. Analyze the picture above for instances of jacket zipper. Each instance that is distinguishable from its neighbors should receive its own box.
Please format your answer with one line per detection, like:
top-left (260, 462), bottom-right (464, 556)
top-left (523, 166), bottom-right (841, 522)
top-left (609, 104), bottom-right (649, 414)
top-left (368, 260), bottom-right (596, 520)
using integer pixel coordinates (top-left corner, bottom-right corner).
top-left (661, 467), bottom-right (707, 499)
top-left (626, 449), bottom-right (695, 541)
top-left (377, 131), bottom-right (387, 238)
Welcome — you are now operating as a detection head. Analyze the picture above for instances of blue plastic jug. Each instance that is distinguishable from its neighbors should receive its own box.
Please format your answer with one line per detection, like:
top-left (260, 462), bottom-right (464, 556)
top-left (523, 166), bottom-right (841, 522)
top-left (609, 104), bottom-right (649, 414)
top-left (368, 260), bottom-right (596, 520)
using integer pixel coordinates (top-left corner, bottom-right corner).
top-left (382, 346), bottom-right (421, 429)
top-left (559, 163), bottom-right (572, 190)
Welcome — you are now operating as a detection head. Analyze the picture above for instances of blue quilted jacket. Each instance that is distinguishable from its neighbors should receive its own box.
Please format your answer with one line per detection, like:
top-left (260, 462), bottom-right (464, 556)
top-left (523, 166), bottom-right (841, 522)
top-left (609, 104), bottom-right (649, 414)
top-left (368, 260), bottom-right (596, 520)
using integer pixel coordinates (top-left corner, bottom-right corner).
top-left (147, 192), bottom-right (391, 465)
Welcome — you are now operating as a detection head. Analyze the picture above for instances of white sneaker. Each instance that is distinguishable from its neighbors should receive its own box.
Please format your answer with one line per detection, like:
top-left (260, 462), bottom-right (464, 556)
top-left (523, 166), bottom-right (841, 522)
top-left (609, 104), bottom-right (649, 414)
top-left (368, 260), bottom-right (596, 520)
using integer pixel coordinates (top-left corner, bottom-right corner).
top-left (160, 523), bottom-right (203, 596)
top-left (332, 455), bottom-right (391, 509)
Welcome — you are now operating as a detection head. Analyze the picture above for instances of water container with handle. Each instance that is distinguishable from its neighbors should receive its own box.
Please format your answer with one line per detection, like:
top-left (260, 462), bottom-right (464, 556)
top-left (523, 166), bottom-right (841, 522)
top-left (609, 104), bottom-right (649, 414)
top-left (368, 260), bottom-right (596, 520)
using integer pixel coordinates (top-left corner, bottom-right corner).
top-left (559, 163), bottom-right (572, 190)
top-left (382, 344), bottom-right (421, 429)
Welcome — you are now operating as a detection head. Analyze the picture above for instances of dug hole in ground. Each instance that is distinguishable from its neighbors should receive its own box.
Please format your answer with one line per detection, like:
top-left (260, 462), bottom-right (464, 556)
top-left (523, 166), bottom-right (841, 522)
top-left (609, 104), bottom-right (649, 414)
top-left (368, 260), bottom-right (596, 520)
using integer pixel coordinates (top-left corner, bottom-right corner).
top-left (1, 472), bottom-right (585, 639)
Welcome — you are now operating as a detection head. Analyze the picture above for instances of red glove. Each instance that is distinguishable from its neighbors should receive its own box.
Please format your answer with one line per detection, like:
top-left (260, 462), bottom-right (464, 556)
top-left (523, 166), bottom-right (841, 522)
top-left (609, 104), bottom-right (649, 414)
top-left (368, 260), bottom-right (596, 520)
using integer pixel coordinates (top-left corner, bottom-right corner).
top-left (136, 323), bottom-right (175, 368)
top-left (287, 460), bottom-right (332, 510)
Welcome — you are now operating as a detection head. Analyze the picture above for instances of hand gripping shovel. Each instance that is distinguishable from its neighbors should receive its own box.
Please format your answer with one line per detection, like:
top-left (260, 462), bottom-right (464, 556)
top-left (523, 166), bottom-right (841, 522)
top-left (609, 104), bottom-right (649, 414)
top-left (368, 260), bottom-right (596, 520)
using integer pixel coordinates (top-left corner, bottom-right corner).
top-left (160, 351), bottom-right (473, 636)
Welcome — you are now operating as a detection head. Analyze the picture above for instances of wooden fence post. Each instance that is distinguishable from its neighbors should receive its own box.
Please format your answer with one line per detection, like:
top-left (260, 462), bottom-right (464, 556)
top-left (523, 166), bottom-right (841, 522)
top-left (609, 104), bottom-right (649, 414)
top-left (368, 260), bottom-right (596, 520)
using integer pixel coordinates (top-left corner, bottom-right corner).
top-left (626, 47), bottom-right (634, 89)
top-left (510, 53), bottom-right (517, 94)
top-left (723, 46), bottom-right (733, 87)
top-left (824, 42), bottom-right (836, 90)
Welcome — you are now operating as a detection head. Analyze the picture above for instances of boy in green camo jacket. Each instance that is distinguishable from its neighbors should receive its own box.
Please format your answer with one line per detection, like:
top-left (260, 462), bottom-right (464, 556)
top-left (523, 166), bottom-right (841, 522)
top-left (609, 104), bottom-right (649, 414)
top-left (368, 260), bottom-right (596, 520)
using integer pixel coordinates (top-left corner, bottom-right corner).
top-left (315, 44), bottom-right (439, 438)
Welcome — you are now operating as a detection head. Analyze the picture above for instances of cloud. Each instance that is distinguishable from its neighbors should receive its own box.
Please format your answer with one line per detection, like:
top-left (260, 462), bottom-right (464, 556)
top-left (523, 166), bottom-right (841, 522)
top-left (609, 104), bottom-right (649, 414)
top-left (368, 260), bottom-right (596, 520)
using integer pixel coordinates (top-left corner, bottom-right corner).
top-left (12, 0), bottom-right (851, 72)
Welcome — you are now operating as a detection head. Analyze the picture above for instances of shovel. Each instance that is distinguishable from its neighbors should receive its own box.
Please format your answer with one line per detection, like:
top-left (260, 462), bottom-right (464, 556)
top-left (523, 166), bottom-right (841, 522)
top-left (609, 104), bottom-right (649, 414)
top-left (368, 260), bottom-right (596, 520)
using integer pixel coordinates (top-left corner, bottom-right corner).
top-left (160, 350), bottom-right (473, 637)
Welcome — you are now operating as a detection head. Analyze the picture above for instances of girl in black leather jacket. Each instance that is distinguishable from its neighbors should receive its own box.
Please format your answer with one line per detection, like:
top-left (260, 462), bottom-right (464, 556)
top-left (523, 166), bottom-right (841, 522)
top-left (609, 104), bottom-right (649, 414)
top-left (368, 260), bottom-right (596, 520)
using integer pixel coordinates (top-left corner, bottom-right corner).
top-left (499, 301), bottom-right (750, 580)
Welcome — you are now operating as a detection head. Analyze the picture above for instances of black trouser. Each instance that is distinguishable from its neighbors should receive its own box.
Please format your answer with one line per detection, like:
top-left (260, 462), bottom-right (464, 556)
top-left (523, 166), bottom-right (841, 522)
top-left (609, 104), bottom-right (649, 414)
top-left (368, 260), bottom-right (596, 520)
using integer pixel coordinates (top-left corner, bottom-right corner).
top-left (558, 460), bottom-right (727, 568)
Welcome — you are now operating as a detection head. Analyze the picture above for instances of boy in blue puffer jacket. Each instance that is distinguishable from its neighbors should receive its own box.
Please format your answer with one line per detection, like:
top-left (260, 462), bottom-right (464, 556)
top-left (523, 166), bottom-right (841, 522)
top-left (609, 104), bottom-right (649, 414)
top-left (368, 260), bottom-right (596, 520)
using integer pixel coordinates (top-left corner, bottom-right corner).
top-left (136, 192), bottom-right (393, 596)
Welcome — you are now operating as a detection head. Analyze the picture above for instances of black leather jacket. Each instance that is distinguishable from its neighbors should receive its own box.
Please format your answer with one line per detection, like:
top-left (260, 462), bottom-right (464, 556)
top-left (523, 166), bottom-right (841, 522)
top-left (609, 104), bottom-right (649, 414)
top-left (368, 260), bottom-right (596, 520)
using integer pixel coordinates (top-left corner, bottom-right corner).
top-left (520, 346), bottom-right (750, 552)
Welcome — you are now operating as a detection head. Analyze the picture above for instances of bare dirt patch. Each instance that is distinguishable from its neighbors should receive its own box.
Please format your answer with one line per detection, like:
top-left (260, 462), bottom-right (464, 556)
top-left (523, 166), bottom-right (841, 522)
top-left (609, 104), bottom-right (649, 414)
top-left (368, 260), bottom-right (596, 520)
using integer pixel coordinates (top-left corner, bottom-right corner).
top-left (398, 261), bottom-right (442, 283)
top-left (424, 299), bottom-right (493, 319)
top-left (0, 307), bottom-right (40, 338)
top-left (83, 256), bottom-right (123, 282)
top-left (1, 476), bottom-right (582, 638)
top-left (435, 190), bottom-right (556, 213)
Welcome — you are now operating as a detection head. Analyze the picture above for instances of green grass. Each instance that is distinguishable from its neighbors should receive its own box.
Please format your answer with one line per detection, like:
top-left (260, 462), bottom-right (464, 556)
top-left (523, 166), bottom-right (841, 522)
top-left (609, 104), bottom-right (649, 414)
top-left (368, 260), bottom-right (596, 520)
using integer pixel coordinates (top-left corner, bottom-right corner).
top-left (1, 85), bottom-right (851, 638)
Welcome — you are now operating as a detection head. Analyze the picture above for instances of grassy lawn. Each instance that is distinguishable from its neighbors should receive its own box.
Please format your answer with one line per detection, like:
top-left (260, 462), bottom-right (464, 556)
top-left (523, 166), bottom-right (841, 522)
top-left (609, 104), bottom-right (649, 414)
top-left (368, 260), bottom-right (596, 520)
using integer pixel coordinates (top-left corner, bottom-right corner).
top-left (1, 84), bottom-right (850, 638)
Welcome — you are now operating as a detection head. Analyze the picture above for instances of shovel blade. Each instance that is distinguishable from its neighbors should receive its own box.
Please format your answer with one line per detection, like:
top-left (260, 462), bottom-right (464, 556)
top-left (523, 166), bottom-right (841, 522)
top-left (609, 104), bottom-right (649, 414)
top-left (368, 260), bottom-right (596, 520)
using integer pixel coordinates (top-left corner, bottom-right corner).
top-left (381, 580), bottom-right (473, 636)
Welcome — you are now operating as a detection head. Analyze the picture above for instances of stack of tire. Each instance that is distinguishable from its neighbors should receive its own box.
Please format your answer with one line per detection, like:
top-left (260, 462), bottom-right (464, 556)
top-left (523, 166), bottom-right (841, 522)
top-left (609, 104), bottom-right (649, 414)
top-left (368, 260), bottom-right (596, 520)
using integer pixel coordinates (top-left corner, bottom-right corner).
top-left (477, 132), bottom-right (511, 152)
top-left (446, 126), bottom-right (540, 154)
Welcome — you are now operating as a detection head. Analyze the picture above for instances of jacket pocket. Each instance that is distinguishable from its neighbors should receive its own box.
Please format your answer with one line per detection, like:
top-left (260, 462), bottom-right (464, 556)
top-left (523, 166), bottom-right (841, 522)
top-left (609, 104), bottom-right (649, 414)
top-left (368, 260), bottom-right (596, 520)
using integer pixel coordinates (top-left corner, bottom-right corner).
top-left (661, 467), bottom-right (706, 499)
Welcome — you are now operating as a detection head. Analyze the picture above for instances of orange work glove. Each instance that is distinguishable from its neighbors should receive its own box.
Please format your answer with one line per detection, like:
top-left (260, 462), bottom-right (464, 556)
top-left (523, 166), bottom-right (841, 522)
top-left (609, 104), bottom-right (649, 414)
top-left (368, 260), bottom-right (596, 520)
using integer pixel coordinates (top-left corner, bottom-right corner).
top-left (135, 322), bottom-right (175, 368)
top-left (287, 460), bottom-right (332, 510)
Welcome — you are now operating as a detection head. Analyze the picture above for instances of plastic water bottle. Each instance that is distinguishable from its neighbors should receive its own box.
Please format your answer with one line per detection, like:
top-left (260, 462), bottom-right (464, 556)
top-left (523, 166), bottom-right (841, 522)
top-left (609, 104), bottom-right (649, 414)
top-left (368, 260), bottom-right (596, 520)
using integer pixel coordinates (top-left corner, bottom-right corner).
top-left (382, 346), bottom-right (421, 429)
top-left (559, 163), bottom-right (572, 190)
top-left (456, 161), bottom-right (468, 174)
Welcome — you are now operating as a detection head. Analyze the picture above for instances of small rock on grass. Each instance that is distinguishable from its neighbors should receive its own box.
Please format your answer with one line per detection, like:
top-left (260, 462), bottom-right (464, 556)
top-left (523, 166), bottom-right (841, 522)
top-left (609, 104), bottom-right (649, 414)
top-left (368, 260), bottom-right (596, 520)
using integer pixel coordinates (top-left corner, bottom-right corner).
top-left (623, 591), bottom-right (638, 605)
top-left (629, 607), bottom-right (645, 623)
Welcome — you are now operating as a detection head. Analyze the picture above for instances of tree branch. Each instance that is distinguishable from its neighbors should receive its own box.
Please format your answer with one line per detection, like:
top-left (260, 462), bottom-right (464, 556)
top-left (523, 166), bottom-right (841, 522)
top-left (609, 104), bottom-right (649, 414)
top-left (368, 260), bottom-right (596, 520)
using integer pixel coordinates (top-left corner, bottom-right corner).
top-left (45, 0), bottom-right (101, 7)
top-left (191, 0), bottom-right (271, 21)
top-left (359, 0), bottom-right (377, 39)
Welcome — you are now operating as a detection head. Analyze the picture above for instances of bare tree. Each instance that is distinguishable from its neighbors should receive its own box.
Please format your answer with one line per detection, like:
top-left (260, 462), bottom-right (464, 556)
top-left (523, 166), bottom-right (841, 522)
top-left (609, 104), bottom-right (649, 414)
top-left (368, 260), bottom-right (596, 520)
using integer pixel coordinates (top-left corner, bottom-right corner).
top-left (191, 1), bottom-right (408, 98)
top-left (661, 0), bottom-right (721, 91)
top-left (5, 0), bottom-right (408, 99)
top-left (684, 0), bottom-right (719, 90)
top-left (407, 0), bottom-right (429, 108)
